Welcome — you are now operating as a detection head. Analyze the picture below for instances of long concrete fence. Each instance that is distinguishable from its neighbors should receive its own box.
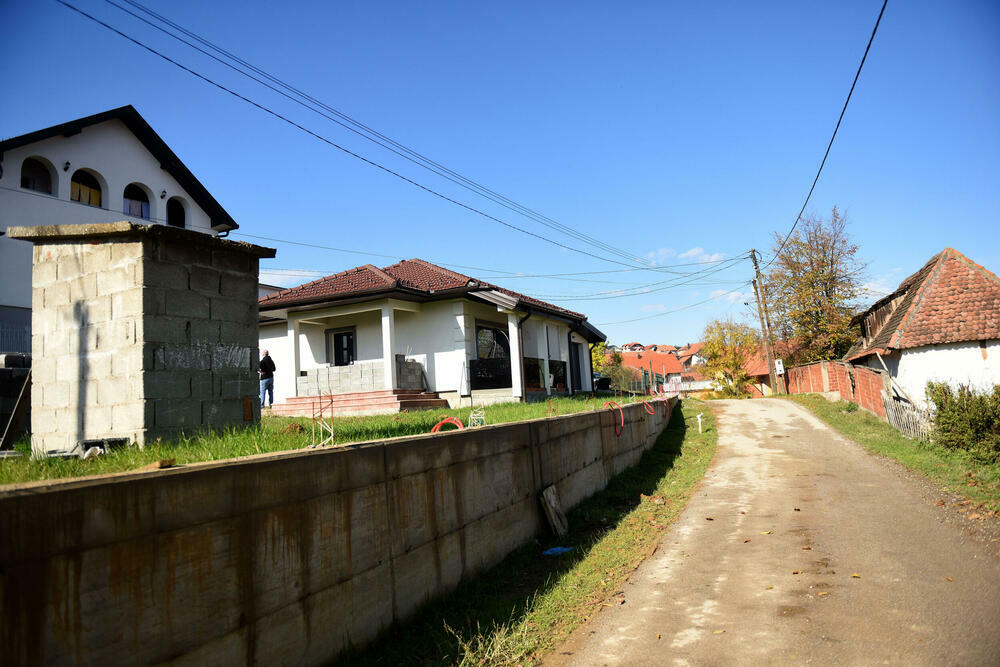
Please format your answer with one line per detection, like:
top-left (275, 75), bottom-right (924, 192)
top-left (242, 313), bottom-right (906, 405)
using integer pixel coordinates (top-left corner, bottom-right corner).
top-left (0, 398), bottom-right (675, 666)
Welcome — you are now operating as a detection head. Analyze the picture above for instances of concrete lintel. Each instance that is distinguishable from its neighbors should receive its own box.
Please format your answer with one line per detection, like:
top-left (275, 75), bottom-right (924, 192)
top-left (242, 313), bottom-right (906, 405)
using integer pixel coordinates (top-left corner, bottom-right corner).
top-left (5, 221), bottom-right (275, 258)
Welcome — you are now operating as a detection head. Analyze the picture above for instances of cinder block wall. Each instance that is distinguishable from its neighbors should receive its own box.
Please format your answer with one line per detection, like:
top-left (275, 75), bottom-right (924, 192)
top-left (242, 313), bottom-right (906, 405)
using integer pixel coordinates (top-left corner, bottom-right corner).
top-left (0, 398), bottom-right (675, 665)
top-left (6, 222), bottom-right (275, 454)
top-left (296, 359), bottom-right (386, 395)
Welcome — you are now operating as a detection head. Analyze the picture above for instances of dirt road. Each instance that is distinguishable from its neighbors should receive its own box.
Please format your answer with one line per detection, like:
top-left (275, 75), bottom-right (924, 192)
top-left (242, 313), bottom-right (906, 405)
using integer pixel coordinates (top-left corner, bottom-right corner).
top-left (553, 399), bottom-right (1000, 666)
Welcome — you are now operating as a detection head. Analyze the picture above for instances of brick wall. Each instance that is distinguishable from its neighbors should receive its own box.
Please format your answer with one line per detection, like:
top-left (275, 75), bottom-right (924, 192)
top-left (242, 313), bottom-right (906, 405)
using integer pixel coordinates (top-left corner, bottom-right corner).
top-left (7, 222), bottom-right (275, 454)
top-left (785, 360), bottom-right (888, 418)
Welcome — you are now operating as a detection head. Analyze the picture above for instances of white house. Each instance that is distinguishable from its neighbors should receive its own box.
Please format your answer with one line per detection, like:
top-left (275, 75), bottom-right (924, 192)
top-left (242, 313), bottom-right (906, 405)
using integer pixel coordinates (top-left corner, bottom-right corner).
top-left (844, 247), bottom-right (1000, 409)
top-left (258, 259), bottom-right (605, 414)
top-left (0, 105), bottom-right (238, 352)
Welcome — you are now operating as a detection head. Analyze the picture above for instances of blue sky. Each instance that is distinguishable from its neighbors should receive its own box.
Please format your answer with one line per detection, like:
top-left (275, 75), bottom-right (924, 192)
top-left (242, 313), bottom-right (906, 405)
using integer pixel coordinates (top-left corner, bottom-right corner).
top-left (2, 1), bottom-right (998, 345)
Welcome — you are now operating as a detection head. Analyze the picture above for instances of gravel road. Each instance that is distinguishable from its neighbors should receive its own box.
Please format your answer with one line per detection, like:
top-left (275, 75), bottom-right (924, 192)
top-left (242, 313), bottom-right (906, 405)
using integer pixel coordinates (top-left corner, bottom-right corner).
top-left (552, 399), bottom-right (1000, 666)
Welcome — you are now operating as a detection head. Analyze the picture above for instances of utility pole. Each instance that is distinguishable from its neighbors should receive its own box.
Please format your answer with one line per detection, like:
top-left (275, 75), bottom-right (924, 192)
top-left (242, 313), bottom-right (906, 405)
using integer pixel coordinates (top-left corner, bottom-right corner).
top-left (751, 249), bottom-right (781, 395)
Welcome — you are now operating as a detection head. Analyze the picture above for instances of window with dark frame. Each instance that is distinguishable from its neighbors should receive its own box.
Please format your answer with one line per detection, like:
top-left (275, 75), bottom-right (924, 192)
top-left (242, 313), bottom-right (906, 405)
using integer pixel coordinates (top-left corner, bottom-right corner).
top-left (20, 158), bottom-right (52, 194)
top-left (123, 183), bottom-right (151, 220)
top-left (476, 323), bottom-right (510, 359)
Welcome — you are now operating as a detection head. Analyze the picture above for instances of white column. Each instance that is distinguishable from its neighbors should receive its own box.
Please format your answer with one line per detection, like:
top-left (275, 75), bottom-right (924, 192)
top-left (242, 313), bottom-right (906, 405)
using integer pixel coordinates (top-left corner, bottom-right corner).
top-left (507, 312), bottom-right (523, 399)
top-left (381, 304), bottom-right (396, 390)
top-left (542, 323), bottom-right (551, 396)
top-left (287, 317), bottom-right (301, 398)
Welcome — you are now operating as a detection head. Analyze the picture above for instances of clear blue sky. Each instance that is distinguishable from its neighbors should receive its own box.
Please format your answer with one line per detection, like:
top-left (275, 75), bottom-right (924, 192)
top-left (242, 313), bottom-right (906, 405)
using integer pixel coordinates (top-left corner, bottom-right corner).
top-left (2, 1), bottom-right (998, 345)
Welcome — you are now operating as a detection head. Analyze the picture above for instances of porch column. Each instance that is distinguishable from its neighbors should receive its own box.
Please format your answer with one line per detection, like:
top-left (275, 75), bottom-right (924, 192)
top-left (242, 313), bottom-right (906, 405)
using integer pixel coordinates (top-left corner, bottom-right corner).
top-left (381, 304), bottom-right (397, 390)
top-left (507, 312), bottom-right (523, 399)
top-left (287, 316), bottom-right (301, 398)
top-left (542, 323), bottom-right (551, 396)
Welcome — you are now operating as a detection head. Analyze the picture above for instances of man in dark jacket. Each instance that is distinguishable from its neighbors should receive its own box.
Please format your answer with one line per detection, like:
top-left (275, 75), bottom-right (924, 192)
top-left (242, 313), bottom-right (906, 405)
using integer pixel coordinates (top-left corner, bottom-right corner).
top-left (259, 350), bottom-right (276, 409)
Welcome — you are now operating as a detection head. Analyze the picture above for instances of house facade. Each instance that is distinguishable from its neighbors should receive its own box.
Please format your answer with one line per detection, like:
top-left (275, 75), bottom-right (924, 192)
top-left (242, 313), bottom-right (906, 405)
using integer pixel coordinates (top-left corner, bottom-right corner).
top-left (844, 248), bottom-right (1000, 409)
top-left (0, 106), bottom-right (238, 352)
top-left (258, 259), bottom-right (604, 413)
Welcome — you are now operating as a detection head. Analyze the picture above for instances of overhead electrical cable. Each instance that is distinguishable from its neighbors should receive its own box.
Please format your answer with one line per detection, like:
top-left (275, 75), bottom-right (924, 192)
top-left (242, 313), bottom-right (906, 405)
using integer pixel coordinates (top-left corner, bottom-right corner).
top-left (766, 0), bottom-right (888, 268)
top-left (56, 0), bottom-right (663, 270)
top-left (97, 0), bottom-right (665, 269)
top-left (595, 284), bottom-right (752, 325)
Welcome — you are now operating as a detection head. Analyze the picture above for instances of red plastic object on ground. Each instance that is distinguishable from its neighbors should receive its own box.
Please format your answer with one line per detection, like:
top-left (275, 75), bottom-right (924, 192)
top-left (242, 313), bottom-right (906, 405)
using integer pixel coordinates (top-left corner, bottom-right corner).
top-left (602, 401), bottom-right (624, 437)
top-left (430, 416), bottom-right (465, 433)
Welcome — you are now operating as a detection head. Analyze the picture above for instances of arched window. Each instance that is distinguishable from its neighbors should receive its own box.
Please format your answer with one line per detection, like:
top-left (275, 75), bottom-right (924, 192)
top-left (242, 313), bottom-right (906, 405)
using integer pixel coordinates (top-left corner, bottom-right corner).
top-left (20, 158), bottom-right (53, 194)
top-left (71, 170), bottom-right (102, 207)
top-left (166, 197), bottom-right (186, 228)
top-left (123, 183), bottom-right (150, 220)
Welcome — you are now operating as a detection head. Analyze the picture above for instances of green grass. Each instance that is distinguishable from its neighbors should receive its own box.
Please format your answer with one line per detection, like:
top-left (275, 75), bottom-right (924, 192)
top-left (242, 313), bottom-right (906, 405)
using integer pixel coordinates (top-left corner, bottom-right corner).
top-left (334, 399), bottom-right (718, 666)
top-left (788, 394), bottom-right (1000, 514)
top-left (0, 393), bottom-right (652, 486)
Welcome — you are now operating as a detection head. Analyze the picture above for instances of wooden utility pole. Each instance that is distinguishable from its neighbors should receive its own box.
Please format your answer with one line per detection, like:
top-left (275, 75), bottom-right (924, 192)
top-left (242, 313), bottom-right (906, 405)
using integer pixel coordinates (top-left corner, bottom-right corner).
top-left (751, 249), bottom-right (781, 395)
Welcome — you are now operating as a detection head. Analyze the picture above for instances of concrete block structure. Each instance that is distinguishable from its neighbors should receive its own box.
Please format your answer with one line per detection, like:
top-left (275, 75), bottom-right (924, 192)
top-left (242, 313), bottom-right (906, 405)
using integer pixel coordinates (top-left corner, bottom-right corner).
top-left (6, 222), bottom-right (275, 454)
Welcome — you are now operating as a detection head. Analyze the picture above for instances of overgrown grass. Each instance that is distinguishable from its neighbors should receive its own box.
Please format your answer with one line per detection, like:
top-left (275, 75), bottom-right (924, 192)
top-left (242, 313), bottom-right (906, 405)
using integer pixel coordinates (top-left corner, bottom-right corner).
top-left (0, 393), bottom-right (650, 486)
top-left (788, 394), bottom-right (1000, 514)
top-left (334, 399), bottom-right (717, 666)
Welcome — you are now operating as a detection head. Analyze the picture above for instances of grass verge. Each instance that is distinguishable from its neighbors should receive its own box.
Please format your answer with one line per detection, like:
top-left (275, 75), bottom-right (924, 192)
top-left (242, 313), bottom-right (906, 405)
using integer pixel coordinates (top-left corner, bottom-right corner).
top-left (0, 393), bottom-right (649, 486)
top-left (334, 398), bottom-right (717, 666)
top-left (788, 394), bottom-right (1000, 514)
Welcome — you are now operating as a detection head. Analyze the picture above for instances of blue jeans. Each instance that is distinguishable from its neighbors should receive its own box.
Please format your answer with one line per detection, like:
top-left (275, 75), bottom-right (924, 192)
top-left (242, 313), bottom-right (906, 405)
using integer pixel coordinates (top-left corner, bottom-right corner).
top-left (260, 377), bottom-right (274, 408)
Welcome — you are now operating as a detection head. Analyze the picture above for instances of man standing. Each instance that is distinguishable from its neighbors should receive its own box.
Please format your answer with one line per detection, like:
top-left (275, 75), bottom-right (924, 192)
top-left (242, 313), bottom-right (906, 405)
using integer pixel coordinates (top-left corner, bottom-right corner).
top-left (259, 349), bottom-right (276, 410)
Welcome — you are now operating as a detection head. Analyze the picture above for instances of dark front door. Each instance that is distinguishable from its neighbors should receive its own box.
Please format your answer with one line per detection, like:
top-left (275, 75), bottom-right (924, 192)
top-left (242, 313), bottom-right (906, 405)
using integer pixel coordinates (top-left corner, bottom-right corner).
top-left (569, 342), bottom-right (582, 392)
top-left (328, 330), bottom-right (355, 366)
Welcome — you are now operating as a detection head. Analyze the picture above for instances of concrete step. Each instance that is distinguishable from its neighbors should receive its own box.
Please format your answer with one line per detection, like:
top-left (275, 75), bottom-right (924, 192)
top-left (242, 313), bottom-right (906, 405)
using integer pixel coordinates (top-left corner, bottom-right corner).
top-left (268, 389), bottom-right (448, 417)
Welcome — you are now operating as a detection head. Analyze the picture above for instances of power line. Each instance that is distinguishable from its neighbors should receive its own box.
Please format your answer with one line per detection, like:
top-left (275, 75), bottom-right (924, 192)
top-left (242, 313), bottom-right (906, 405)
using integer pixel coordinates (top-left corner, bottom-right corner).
top-left (55, 0), bottom-right (664, 270)
top-left (595, 284), bottom-right (752, 325)
top-left (92, 0), bottom-right (663, 269)
top-left (766, 0), bottom-right (888, 269)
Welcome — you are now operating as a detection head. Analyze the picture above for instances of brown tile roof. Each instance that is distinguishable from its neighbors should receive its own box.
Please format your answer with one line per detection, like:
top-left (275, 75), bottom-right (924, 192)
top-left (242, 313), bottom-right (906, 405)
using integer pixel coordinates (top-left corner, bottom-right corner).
top-left (844, 248), bottom-right (1000, 361)
top-left (619, 350), bottom-right (683, 375)
top-left (258, 258), bottom-right (586, 320)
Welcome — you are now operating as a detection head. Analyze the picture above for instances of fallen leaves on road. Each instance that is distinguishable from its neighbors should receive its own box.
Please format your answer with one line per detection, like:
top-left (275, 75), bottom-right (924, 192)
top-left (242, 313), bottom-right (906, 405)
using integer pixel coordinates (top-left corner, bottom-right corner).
top-left (765, 585), bottom-right (774, 590)
top-left (968, 513), bottom-right (983, 520)
top-left (801, 546), bottom-right (812, 550)
top-left (945, 576), bottom-right (954, 582)
top-left (656, 633), bottom-right (661, 640)
top-left (713, 630), bottom-right (726, 634)
top-left (851, 573), bottom-right (861, 578)
top-left (705, 517), bottom-right (714, 521)
top-left (817, 591), bottom-right (829, 596)
top-left (743, 538), bottom-right (751, 543)
top-left (760, 531), bottom-right (772, 535)
top-left (794, 508), bottom-right (801, 512)
top-left (936, 499), bottom-right (946, 506)
top-left (792, 570), bottom-right (801, 575)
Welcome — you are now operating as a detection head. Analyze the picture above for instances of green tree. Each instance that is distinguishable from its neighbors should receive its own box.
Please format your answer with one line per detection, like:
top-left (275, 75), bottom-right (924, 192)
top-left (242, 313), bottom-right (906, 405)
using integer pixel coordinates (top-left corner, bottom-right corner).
top-left (700, 318), bottom-right (761, 397)
top-left (591, 341), bottom-right (611, 374)
top-left (765, 207), bottom-right (866, 363)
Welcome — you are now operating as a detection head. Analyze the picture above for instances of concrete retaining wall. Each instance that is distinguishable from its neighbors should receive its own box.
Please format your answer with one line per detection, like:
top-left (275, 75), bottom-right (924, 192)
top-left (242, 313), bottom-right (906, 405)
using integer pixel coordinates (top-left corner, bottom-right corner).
top-left (0, 398), bottom-right (675, 666)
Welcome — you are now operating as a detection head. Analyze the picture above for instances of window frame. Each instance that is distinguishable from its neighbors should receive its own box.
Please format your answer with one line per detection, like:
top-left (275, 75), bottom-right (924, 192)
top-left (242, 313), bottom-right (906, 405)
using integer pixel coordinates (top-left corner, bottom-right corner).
top-left (325, 326), bottom-right (357, 367)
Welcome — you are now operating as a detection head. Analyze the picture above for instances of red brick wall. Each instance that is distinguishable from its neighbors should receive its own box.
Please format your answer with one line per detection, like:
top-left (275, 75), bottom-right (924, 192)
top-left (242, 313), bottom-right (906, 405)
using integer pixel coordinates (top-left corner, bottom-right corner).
top-left (785, 361), bottom-right (888, 419)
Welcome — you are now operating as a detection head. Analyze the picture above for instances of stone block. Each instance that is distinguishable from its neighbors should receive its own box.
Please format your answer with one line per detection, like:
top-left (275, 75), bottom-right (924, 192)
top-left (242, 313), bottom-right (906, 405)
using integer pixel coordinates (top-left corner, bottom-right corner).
top-left (212, 249), bottom-right (250, 273)
top-left (81, 245), bottom-right (111, 274)
top-left (154, 398), bottom-right (203, 429)
top-left (43, 282), bottom-right (70, 308)
top-left (220, 274), bottom-right (256, 301)
top-left (142, 261), bottom-right (189, 289)
top-left (112, 402), bottom-right (155, 432)
top-left (220, 321), bottom-right (256, 347)
top-left (157, 241), bottom-right (211, 268)
top-left (201, 399), bottom-right (246, 424)
top-left (210, 298), bottom-right (252, 323)
top-left (140, 316), bottom-right (191, 345)
top-left (32, 260), bottom-right (58, 288)
top-left (96, 376), bottom-right (129, 405)
top-left (55, 252), bottom-right (83, 282)
top-left (97, 265), bottom-right (138, 297)
top-left (190, 320), bottom-right (221, 344)
top-left (42, 382), bottom-right (70, 408)
top-left (189, 265), bottom-right (221, 295)
top-left (163, 290), bottom-right (211, 319)
top-left (153, 344), bottom-right (212, 371)
top-left (111, 288), bottom-right (144, 320)
top-left (110, 239), bottom-right (143, 266)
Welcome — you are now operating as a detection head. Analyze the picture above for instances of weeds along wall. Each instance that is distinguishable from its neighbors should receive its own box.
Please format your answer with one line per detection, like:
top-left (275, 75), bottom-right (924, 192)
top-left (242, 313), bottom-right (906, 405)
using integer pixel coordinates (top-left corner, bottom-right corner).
top-left (0, 398), bottom-right (675, 665)
top-left (785, 360), bottom-right (889, 418)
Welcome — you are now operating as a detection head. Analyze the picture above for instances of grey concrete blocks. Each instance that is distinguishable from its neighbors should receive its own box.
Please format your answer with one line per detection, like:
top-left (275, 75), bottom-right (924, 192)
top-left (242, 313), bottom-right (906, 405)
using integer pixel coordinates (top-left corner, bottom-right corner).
top-left (7, 222), bottom-right (275, 454)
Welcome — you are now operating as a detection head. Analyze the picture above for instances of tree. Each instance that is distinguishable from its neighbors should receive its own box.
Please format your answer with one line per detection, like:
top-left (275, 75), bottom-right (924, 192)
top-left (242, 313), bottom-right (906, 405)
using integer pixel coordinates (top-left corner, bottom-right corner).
top-left (591, 341), bottom-right (611, 374)
top-left (764, 207), bottom-right (866, 364)
top-left (700, 318), bottom-right (761, 397)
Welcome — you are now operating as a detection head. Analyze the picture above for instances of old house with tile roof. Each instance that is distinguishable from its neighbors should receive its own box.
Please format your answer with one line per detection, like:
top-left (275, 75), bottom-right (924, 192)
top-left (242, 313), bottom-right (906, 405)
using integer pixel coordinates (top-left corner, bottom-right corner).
top-left (844, 248), bottom-right (1000, 408)
top-left (258, 258), bottom-right (605, 414)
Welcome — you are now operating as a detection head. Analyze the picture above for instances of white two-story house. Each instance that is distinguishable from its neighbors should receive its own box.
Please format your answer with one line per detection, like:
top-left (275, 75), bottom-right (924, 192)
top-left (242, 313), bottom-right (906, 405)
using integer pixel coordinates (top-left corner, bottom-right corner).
top-left (0, 105), bottom-right (238, 352)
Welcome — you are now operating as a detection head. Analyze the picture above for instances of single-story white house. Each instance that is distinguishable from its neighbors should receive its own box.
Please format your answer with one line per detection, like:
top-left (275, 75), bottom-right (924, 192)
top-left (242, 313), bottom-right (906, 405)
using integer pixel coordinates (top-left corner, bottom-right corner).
top-left (844, 247), bottom-right (1000, 409)
top-left (258, 258), bottom-right (606, 414)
